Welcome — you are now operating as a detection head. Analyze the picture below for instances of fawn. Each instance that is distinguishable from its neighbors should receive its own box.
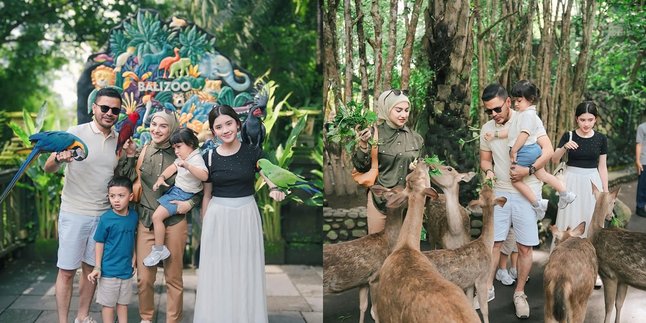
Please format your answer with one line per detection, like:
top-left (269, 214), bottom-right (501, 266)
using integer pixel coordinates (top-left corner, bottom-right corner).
top-left (374, 160), bottom-right (480, 323)
top-left (544, 222), bottom-right (597, 323)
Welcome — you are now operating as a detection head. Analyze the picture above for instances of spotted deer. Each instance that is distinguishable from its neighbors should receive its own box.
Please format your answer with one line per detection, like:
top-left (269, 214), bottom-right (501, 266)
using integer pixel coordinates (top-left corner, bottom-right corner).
top-left (588, 184), bottom-right (646, 323)
top-left (426, 165), bottom-right (475, 249)
top-left (374, 160), bottom-right (480, 323)
top-left (544, 222), bottom-right (597, 323)
top-left (422, 182), bottom-right (506, 323)
top-left (323, 185), bottom-right (405, 323)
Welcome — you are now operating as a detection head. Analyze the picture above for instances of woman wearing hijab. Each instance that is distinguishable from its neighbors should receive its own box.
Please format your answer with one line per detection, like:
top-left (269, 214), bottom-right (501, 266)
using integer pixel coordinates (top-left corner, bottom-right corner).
top-left (117, 110), bottom-right (200, 323)
top-left (353, 89), bottom-right (424, 233)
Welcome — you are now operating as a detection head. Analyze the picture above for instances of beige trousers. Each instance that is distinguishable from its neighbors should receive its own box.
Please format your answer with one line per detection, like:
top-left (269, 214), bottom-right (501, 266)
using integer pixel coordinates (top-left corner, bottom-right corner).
top-left (366, 191), bottom-right (387, 234)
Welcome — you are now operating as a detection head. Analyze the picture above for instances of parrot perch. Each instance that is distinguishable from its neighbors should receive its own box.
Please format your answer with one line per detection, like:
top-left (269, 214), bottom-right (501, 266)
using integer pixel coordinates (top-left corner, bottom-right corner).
top-left (257, 158), bottom-right (320, 195)
top-left (0, 131), bottom-right (89, 204)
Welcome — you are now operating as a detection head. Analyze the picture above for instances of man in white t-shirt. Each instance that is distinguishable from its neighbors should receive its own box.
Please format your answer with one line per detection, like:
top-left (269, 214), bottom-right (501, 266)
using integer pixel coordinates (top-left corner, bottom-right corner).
top-left (44, 87), bottom-right (122, 323)
top-left (479, 83), bottom-right (553, 319)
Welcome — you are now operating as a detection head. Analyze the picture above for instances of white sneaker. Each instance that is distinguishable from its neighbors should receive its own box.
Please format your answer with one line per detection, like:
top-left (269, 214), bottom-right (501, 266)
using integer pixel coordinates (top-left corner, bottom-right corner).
top-left (495, 269), bottom-right (515, 286)
top-left (74, 316), bottom-right (97, 323)
top-left (513, 292), bottom-right (530, 318)
top-left (595, 275), bottom-right (603, 289)
top-left (509, 267), bottom-right (518, 280)
top-left (473, 286), bottom-right (495, 310)
top-left (143, 245), bottom-right (171, 267)
top-left (533, 199), bottom-right (549, 221)
top-left (558, 191), bottom-right (577, 209)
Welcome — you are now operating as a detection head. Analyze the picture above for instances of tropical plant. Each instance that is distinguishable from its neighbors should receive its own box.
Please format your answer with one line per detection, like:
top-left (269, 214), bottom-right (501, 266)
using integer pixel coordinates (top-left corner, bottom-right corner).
top-left (8, 105), bottom-right (63, 240)
top-left (178, 25), bottom-right (216, 62)
top-left (122, 10), bottom-right (173, 57)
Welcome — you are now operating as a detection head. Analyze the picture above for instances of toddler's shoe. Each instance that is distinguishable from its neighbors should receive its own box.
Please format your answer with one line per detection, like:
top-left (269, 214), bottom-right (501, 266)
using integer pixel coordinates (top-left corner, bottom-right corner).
top-left (533, 199), bottom-right (549, 221)
top-left (143, 245), bottom-right (171, 267)
top-left (495, 269), bottom-right (515, 286)
top-left (558, 191), bottom-right (577, 209)
top-left (509, 267), bottom-right (518, 280)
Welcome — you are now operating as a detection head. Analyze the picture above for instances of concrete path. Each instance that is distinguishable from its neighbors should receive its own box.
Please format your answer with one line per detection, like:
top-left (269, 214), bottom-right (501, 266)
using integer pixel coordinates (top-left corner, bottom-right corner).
top-left (0, 256), bottom-right (322, 323)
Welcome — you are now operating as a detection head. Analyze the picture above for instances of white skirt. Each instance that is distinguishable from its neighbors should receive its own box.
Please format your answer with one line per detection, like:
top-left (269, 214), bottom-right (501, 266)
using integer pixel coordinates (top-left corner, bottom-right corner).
top-left (554, 166), bottom-right (602, 238)
top-left (193, 196), bottom-right (268, 323)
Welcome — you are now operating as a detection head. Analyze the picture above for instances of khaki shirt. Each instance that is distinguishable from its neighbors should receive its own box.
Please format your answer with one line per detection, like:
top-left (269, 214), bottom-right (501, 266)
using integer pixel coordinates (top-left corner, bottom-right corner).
top-left (353, 123), bottom-right (424, 212)
top-left (116, 143), bottom-right (202, 228)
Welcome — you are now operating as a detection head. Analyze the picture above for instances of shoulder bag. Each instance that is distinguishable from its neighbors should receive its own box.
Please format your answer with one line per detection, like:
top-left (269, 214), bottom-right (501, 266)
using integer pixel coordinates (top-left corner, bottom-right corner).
top-left (132, 144), bottom-right (148, 203)
top-left (351, 127), bottom-right (379, 188)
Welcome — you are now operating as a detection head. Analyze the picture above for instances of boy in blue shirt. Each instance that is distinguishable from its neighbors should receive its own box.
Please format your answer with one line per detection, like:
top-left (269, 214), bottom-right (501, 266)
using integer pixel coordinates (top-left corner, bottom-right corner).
top-left (87, 176), bottom-right (138, 323)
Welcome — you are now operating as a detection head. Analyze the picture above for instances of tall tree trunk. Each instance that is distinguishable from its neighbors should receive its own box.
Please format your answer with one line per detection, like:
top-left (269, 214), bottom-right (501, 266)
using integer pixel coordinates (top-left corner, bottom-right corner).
top-left (401, 0), bottom-right (423, 90)
top-left (354, 0), bottom-right (369, 108)
top-left (322, 0), bottom-right (342, 116)
top-left (571, 0), bottom-right (596, 102)
top-left (535, 0), bottom-right (555, 144)
top-left (552, 0), bottom-right (574, 143)
top-left (424, 0), bottom-right (477, 201)
top-left (343, 0), bottom-right (353, 104)
top-left (382, 0), bottom-right (399, 88)
top-left (370, 0), bottom-right (384, 98)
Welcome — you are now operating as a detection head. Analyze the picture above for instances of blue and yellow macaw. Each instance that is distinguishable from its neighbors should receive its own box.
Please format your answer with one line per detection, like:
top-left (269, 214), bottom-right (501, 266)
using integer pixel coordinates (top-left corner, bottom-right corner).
top-left (257, 158), bottom-right (320, 195)
top-left (0, 131), bottom-right (88, 204)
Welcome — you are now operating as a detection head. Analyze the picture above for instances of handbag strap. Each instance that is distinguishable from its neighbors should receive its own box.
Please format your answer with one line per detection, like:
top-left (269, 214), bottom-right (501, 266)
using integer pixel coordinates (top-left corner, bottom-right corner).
top-left (135, 144), bottom-right (148, 179)
top-left (370, 126), bottom-right (379, 166)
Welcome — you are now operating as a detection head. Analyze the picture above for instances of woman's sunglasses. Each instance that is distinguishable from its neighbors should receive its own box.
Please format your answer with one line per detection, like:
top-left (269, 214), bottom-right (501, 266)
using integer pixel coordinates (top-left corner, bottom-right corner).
top-left (96, 104), bottom-right (122, 115)
top-left (484, 106), bottom-right (504, 116)
top-left (384, 89), bottom-right (409, 101)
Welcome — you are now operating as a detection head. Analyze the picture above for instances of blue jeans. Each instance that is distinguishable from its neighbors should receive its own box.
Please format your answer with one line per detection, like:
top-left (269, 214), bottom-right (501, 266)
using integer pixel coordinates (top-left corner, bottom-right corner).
top-left (158, 186), bottom-right (194, 215)
top-left (637, 167), bottom-right (646, 210)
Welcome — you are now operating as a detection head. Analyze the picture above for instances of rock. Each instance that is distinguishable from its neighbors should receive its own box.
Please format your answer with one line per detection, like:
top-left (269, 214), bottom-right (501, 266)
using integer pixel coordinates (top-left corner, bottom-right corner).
top-left (610, 198), bottom-right (632, 228)
top-left (471, 219), bottom-right (483, 228)
top-left (352, 229), bottom-right (367, 238)
top-left (357, 220), bottom-right (366, 228)
top-left (323, 224), bottom-right (331, 231)
top-left (348, 211), bottom-right (359, 219)
top-left (344, 219), bottom-right (356, 229)
top-left (326, 231), bottom-right (338, 240)
top-left (470, 228), bottom-right (481, 237)
top-left (339, 230), bottom-right (349, 240)
top-left (331, 223), bottom-right (340, 229)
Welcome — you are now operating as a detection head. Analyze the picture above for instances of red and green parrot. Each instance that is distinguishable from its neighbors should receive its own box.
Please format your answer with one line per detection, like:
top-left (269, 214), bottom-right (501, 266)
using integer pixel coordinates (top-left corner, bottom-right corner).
top-left (0, 131), bottom-right (89, 204)
top-left (257, 158), bottom-right (320, 195)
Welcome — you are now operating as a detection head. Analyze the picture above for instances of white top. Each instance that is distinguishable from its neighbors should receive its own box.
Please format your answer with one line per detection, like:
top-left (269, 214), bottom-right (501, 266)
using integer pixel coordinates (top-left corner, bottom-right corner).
top-left (480, 110), bottom-right (544, 193)
top-left (174, 149), bottom-right (208, 194)
top-left (636, 122), bottom-right (646, 165)
top-left (508, 106), bottom-right (542, 147)
top-left (61, 122), bottom-right (118, 216)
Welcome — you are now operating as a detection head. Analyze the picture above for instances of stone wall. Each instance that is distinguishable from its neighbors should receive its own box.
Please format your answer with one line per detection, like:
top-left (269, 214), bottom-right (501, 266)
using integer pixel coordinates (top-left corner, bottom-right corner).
top-left (323, 207), bottom-right (369, 244)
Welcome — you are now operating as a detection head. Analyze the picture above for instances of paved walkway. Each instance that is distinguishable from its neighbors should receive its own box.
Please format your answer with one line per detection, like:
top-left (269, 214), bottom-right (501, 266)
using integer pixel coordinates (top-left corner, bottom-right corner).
top-left (0, 255), bottom-right (322, 323)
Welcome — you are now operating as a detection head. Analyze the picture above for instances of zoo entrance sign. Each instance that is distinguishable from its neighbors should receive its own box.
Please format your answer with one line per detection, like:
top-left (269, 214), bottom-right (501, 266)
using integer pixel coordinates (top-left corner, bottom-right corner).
top-left (138, 81), bottom-right (192, 92)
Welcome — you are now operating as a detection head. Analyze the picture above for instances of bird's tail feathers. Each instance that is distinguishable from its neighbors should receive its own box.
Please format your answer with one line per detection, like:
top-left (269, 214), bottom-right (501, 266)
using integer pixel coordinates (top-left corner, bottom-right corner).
top-left (0, 148), bottom-right (40, 204)
top-left (293, 181), bottom-right (321, 195)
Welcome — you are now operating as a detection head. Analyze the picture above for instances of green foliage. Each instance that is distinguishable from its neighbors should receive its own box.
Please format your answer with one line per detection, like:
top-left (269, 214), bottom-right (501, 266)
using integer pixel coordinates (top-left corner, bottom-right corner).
top-left (122, 10), bottom-right (171, 56)
top-left (190, 0), bottom-right (320, 107)
top-left (326, 101), bottom-right (378, 152)
top-left (178, 25), bottom-right (215, 63)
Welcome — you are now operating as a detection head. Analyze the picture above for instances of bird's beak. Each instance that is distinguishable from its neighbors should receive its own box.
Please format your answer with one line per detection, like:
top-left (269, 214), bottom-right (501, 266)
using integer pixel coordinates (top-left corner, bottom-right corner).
top-left (70, 141), bottom-right (88, 161)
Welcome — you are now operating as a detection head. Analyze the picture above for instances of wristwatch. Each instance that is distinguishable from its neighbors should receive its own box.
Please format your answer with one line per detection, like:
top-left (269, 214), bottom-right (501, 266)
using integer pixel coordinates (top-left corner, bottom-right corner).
top-left (528, 165), bottom-right (537, 175)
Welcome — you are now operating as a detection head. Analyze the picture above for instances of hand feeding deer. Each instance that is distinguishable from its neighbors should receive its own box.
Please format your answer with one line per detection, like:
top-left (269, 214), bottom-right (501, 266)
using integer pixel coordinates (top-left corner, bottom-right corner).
top-left (422, 179), bottom-right (507, 323)
top-left (374, 159), bottom-right (480, 323)
top-left (425, 165), bottom-right (476, 249)
top-left (323, 185), bottom-right (405, 323)
top-left (544, 222), bottom-right (597, 323)
top-left (587, 184), bottom-right (646, 323)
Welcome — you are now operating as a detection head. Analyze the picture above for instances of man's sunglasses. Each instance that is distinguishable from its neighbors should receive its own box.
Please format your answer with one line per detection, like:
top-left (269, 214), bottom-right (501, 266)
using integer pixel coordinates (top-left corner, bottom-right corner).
top-left (96, 104), bottom-right (122, 115)
top-left (484, 106), bottom-right (504, 116)
top-left (384, 89), bottom-right (409, 101)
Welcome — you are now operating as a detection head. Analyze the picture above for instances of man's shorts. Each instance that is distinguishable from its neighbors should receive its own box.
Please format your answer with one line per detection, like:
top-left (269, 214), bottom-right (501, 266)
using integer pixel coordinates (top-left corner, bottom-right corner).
top-left (57, 211), bottom-right (101, 270)
top-left (158, 186), bottom-right (193, 215)
top-left (96, 277), bottom-right (133, 307)
top-left (493, 190), bottom-right (540, 246)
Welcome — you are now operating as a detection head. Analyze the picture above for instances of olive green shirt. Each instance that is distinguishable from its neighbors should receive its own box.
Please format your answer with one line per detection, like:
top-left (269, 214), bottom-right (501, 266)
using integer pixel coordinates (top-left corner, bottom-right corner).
top-left (116, 142), bottom-right (202, 229)
top-left (353, 123), bottom-right (424, 212)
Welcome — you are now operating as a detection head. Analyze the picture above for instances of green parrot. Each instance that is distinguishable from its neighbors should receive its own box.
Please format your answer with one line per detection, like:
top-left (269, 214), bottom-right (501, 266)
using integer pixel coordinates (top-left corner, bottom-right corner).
top-left (257, 158), bottom-right (320, 194)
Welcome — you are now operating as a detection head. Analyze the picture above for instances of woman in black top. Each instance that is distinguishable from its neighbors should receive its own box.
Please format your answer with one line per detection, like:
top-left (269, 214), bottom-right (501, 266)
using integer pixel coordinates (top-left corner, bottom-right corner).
top-left (551, 101), bottom-right (608, 238)
top-left (194, 105), bottom-right (285, 322)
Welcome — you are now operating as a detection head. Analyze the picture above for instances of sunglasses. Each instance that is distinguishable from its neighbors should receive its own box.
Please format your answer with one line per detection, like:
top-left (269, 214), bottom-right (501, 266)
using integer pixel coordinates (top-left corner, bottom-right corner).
top-left (96, 104), bottom-right (122, 115)
top-left (484, 106), bottom-right (504, 116)
top-left (384, 89), bottom-right (409, 101)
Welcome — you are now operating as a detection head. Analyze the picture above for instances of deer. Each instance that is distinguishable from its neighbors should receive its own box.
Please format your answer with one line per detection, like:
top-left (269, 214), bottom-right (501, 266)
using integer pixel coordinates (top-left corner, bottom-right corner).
top-left (587, 184), bottom-right (646, 323)
top-left (422, 181), bottom-right (506, 323)
top-left (323, 185), bottom-right (405, 323)
top-left (425, 165), bottom-right (475, 249)
top-left (374, 160), bottom-right (480, 323)
top-left (544, 222), bottom-right (597, 323)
